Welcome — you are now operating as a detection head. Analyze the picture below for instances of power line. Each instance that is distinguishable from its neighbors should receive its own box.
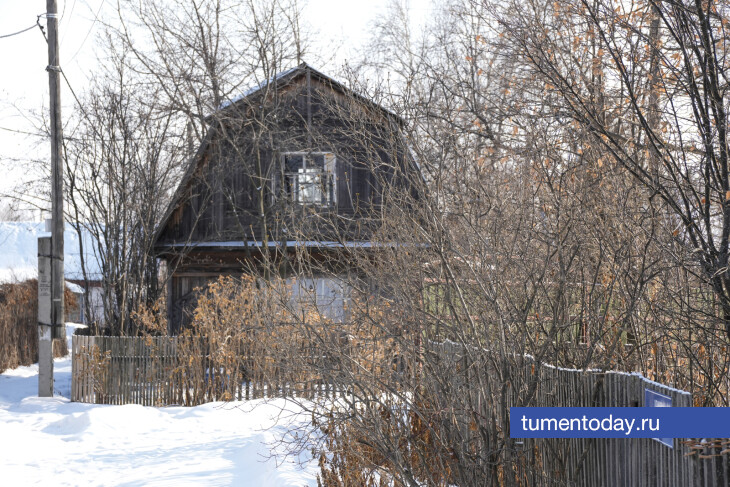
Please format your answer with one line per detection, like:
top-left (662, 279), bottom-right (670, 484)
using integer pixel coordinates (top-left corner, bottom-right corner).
top-left (1, 13), bottom-right (48, 40)
top-left (66, 0), bottom-right (105, 65)
top-left (0, 123), bottom-right (184, 143)
top-left (0, 23), bottom-right (37, 39)
top-left (60, 0), bottom-right (78, 45)
top-left (22, 20), bottom-right (181, 145)
top-left (0, 126), bottom-right (46, 137)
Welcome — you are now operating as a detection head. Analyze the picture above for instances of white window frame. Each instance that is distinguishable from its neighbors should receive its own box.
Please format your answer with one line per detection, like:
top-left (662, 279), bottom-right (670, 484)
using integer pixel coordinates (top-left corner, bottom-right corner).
top-left (280, 152), bottom-right (336, 206)
top-left (287, 275), bottom-right (351, 323)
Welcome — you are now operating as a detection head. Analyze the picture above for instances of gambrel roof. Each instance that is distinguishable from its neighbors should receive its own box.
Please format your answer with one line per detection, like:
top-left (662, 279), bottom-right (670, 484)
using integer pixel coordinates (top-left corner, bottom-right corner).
top-left (153, 62), bottom-right (407, 250)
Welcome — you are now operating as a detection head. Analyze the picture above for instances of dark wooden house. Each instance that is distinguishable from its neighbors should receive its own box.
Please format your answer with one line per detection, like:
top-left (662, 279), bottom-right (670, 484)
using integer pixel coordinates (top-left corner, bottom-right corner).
top-left (153, 63), bottom-right (417, 331)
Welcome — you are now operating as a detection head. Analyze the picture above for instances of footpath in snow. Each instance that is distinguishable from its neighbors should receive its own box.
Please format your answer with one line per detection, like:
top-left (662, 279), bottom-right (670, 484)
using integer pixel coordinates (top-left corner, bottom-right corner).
top-left (0, 324), bottom-right (319, 487)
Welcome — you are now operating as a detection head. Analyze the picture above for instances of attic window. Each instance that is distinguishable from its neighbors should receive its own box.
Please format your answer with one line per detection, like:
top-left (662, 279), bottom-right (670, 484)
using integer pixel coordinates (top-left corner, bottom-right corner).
top-left (282, 152), bottom-right (336, 205)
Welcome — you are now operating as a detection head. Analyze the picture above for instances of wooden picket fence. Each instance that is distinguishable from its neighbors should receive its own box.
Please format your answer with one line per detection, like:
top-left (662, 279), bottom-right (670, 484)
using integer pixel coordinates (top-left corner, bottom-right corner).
top-left (71, 335), bottom-right (336, 406)
top-left (72, 335), bottom-right (730, 485)
top-left (430, 340), bottom-right (730, 487)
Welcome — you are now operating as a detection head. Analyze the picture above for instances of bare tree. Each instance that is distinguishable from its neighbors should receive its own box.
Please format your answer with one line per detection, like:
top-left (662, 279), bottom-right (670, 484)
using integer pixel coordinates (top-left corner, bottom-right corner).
top-left (55, 0), bottom-right (309, 333)
top-left (275, 1), bottom-right (730, 484)
top-left (61, 42), bottom-right (188, 334)
top-left (498, 0), bottom-right (730, 341)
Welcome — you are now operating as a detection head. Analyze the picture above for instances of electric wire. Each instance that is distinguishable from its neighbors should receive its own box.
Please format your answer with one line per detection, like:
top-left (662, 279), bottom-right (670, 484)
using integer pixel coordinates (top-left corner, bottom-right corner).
top-left (0, 23), bottom-right (38, 39)
top-left (66, 0), bottom-right (105, 65)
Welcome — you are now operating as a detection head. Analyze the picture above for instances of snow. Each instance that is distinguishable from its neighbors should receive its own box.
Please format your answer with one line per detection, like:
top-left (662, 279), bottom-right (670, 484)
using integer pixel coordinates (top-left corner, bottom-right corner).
top-left (0, 222), bottom-right (103, 283)
top-left (64, 280), bottom-right (85, 294)
top-left (0, 323), bottom-right (320, 486)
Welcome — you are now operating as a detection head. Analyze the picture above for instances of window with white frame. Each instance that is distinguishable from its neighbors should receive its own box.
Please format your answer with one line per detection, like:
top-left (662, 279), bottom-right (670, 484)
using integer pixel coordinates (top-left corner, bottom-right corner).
top-left (281, 152), bottom-right (336, 205)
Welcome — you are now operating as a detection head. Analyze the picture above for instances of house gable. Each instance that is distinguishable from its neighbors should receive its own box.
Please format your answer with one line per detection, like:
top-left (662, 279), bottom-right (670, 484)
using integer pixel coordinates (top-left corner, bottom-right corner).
top-left (154, 64), bottom-right (413, 252)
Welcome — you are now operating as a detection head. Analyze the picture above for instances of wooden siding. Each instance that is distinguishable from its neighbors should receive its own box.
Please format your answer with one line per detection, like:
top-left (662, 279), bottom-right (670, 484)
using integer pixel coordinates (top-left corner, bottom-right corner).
top-left (155, 75), bottom-right (409, 248)
top-left (154, 67), bottom-right (414, 331)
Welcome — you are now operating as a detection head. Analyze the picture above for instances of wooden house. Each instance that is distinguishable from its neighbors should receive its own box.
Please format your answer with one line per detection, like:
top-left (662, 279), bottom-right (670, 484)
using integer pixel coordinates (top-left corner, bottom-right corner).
top-left (153, 63), bottom-right (417, 332)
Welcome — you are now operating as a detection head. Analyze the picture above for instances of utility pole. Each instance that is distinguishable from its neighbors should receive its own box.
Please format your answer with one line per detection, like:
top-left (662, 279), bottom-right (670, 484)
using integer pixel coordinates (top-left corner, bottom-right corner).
top-left (39, 0), bottom-right (65, 397)
top-left (37, 237), bottom-right (52, 396)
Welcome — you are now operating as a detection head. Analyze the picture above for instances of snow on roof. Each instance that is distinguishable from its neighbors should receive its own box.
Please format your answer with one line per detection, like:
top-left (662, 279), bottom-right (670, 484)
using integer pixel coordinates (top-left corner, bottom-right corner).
top-left (216, 64), bottom-right (403, 123)
top-left (0, 222), bottom-right (102, 283)
top-left (64, 281), bottom-right (85, 294)
top-left (218, 66), bottom-right (300, 110)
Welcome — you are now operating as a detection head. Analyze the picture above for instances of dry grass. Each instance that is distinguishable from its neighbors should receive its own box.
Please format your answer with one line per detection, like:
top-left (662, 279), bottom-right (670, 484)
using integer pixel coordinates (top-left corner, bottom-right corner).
top-left (119, 275), bottom-right (406, 406)
top-left (0, 279), bottom-right (73, 373)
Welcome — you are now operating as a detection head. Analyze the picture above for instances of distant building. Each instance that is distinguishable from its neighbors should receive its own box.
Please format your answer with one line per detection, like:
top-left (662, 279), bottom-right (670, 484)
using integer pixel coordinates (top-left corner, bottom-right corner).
top-left (0, 221), bottom-right (104, 324)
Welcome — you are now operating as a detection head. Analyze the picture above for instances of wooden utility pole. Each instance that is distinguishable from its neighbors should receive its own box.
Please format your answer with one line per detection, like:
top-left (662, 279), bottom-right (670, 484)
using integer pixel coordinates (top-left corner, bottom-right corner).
top-left (39, 0), bottom-right (65, 397)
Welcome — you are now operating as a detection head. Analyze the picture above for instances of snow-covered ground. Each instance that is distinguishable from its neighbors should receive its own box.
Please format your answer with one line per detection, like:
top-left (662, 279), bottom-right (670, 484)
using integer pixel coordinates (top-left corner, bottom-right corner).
top-left (0, 324), bottom-right (320, 486)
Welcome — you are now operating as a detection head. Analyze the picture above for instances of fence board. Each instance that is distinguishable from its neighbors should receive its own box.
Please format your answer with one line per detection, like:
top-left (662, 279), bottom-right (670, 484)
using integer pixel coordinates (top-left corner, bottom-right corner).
top-left (70, 335), bottom-right (729, 485)
top-left (425, 340), bottom-right (728, 487)
top-left (71, 334), bottom-right (336, 407)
